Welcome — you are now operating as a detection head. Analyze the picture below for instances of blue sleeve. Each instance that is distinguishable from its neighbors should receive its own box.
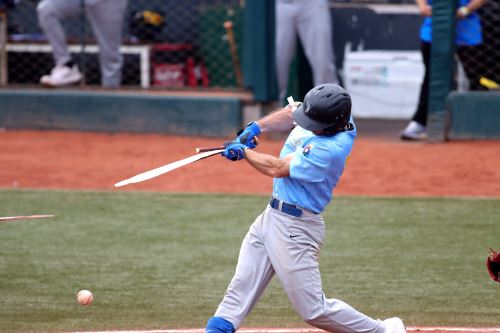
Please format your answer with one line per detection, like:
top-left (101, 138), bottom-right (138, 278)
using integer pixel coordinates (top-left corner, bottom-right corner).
top-left (289, 144), bottom-right (331, 182)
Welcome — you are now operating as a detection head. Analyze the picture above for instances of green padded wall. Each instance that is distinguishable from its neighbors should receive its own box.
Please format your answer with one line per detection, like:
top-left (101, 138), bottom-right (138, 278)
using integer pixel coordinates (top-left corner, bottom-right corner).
top-left (0, 90), bottom-right (241, 137)
top-left (446, 91), bottom-right (500, 139)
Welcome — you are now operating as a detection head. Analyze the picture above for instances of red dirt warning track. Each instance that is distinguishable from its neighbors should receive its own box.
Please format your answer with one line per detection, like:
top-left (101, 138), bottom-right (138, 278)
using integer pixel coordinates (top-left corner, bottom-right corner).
top-left (1, 130), bottom-right (500, 197)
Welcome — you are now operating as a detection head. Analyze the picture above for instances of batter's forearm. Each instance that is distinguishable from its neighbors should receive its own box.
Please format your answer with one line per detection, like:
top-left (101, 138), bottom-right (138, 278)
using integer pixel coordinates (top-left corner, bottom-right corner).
top-left (245, 149), bottom-right (291, 178)
top-left (256, 105), bottom-right (295, 133)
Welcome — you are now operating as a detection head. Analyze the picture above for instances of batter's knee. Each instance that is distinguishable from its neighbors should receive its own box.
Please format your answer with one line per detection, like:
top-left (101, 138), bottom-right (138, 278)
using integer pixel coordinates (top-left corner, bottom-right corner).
top-left (296, 304), bottom-right (325, 323)
top-left (206, 316), bottom-right (235, 333)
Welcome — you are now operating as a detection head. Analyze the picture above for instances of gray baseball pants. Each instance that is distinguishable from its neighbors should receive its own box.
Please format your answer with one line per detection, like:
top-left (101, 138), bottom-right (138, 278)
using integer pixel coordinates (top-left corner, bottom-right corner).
top-left (215, 205), bottom-right (385, 333)
top-left (276, 0), bottom-right (339, 101)
top-left (37, 0), bottom-right (128, 87)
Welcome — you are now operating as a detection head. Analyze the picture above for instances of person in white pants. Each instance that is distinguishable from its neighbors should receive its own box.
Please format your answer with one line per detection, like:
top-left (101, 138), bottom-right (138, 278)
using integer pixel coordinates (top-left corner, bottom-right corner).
top-left (206, 84), bottom-right (407, 333)
top-left (37, 0), bottom-right (128, 87)
top-left (276, 0), bottom-right (339, 102)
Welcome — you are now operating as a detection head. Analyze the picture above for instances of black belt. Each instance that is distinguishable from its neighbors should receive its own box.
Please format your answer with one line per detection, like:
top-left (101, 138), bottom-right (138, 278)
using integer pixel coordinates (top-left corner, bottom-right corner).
top-left (269, 198), bottom-right (303, 217)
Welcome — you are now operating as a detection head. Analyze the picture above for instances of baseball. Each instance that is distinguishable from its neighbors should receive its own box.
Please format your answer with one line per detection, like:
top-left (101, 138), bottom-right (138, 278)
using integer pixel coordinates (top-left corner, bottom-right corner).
top-left (77, 290), bottom-right (93, 305)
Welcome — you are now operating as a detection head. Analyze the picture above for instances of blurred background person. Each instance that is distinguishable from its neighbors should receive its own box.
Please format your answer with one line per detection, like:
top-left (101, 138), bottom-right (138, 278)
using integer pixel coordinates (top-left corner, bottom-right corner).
top-left (276, 0), bottom-right (339, 103)
top-left (37, 0), bottom-right (128, 88)
top-left (400, 0), bottom-right (487, 141)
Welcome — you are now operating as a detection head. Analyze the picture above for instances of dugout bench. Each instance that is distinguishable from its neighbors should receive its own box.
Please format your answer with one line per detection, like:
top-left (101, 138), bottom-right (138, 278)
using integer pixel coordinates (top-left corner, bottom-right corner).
top-left (4, 41), bottom-right (198, 88)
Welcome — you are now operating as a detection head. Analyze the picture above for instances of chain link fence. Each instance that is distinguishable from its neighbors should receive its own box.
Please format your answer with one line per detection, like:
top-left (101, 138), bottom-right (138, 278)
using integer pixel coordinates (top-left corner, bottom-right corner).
top-left (1, 0), bottom-right (244, 89)
top-left (456, 0), bottom-right (500, 91)
top-left (1, 0), bottom-right (497, 93)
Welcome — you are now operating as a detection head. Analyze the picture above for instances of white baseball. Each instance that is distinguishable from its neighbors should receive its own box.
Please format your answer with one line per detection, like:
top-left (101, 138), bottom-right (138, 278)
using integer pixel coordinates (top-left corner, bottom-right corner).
top-left (77, 290), bottom-right (94, 305)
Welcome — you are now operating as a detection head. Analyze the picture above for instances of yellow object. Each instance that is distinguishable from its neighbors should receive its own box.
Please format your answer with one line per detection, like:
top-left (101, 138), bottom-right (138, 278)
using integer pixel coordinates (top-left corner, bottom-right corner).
top-left (479, 77), bottom-right (499, 89)
top-left (143, 10), bottom-right (164, 26)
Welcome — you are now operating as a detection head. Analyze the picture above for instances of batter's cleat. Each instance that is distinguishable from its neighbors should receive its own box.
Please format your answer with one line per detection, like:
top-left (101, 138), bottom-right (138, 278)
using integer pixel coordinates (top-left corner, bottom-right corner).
top-left (400, 121), bottom-right (427, 141)
top-left (384, 317), bottom-right (407, 333)
top-left (205, 316), bottom-right (235, 333)
top-left (40, 64), bottom-right (82, 87)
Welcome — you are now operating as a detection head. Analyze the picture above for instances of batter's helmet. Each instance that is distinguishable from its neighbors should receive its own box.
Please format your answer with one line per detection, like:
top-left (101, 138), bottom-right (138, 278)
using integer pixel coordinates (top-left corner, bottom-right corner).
top-left (293, 84), bottom-right (351, 134)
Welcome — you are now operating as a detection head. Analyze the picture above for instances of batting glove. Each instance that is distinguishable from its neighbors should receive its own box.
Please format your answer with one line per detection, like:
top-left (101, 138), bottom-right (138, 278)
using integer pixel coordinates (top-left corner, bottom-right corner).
top-left (235, 122), bottom-right (261, 149)
top-left (222, 141), bottom-right (248, 161)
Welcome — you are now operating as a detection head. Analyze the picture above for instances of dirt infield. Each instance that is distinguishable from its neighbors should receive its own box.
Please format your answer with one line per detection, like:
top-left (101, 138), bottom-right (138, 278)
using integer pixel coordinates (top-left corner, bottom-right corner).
top-left (1, 129), bottom-right (500, 197)
top-left (2, 130), bottom-right (499, 333)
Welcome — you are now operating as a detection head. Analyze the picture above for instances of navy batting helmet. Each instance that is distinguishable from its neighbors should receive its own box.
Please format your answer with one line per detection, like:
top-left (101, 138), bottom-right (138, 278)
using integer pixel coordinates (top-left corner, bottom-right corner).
top-left (293, 84), bottom-right (351, 134)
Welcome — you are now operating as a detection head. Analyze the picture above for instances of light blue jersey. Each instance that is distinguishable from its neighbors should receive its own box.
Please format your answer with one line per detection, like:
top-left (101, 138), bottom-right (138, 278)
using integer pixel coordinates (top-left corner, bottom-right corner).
top-left (272, 122), bottom-right (356, 213)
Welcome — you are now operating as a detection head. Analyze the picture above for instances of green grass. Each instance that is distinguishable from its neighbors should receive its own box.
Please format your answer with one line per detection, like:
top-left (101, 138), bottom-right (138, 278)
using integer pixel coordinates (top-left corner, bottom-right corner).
top-left (0, 189), bottom-right (499, 332)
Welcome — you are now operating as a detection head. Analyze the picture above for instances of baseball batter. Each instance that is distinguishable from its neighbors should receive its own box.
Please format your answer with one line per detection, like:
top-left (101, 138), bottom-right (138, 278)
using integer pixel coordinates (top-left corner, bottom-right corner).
top-left (205, 84), bottom-right (407, 333)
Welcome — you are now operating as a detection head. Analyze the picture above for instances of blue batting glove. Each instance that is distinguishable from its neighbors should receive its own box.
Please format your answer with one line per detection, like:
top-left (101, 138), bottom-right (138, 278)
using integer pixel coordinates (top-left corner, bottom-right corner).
top-left (222, 141), bottom-right (248, 161)
top-left (235, 122), bottom-right (261, 149)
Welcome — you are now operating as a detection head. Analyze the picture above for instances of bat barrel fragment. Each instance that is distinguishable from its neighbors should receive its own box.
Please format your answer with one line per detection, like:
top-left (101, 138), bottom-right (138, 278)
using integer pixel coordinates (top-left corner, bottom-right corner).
top-left (0, 214), bottom-right (55, 222)
top-left (114, 149), bottom-right (224, 187)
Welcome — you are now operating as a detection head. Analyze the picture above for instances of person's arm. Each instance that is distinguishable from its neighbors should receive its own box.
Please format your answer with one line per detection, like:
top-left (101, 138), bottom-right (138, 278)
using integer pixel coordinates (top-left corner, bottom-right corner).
top-left (457, 0), bottom-right (487, 18)
top-left (224, 102), bottom-right (298, 162)
top-left (244, 149), bottom-right (294, 178)
top-left (255, 104), bottom-right (295, 133)
top-left (231, 104), bottom-right (296, 150)
top-left (415, 0), bottom-right (432, 16)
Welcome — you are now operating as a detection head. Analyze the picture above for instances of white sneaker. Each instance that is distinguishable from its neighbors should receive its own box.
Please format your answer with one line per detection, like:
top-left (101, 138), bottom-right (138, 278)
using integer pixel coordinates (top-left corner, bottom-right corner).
top-left (384, 317), bottom-right (407, 333)
top-left (40, 65), bottom-right (82, 86)
top-left (400, 121), bottom-right (427, 141)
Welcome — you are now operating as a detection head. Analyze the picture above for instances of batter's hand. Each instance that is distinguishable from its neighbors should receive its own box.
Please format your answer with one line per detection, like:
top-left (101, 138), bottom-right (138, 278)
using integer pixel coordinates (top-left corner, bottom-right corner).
top-left (222, 141), bottom-right (248, 161)
top-left (235, 122), bottom-right (261, 149)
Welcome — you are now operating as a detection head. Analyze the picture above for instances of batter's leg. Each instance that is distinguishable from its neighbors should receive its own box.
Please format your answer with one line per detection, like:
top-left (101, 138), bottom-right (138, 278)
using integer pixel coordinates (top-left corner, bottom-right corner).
top-left (211, 212), bottom-right (275, 330)
top-left (264, 208), bottom-right (384, 333)
top-left (296, 0), bottom-right (338, 85)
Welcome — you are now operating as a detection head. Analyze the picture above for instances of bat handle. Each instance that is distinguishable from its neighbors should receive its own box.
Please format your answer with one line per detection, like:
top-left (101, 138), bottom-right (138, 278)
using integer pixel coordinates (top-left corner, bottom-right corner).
top-left (196, 136), bottom-right (260, 153)
top-left (287, 96), bottom-right (298, 111)
top-left (196, 146), bottom-right (226, 153)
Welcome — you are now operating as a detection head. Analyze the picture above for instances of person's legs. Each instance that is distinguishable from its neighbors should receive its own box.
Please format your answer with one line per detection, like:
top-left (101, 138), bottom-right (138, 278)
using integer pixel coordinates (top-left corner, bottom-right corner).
top-left (296, 0), bottom-right (338, 87)
top-left (37, 0), bottom-right (83, 86)
top-left (412, 42), bottom-right (431, 125)
top-left (208, 212), bottom-right (275, 332)
top-left (401, 41), bottom-right (430, 140)
top-left (37, 0), bottom-right (80, 66)
top-left (263, 207), bottom-right (389, 333)
top-left (456, 45), bottom-right (482, 91)
top-left (276, 0), bottom-right (299, 102)
top-left (84, 0), bottom-right (127, 87)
